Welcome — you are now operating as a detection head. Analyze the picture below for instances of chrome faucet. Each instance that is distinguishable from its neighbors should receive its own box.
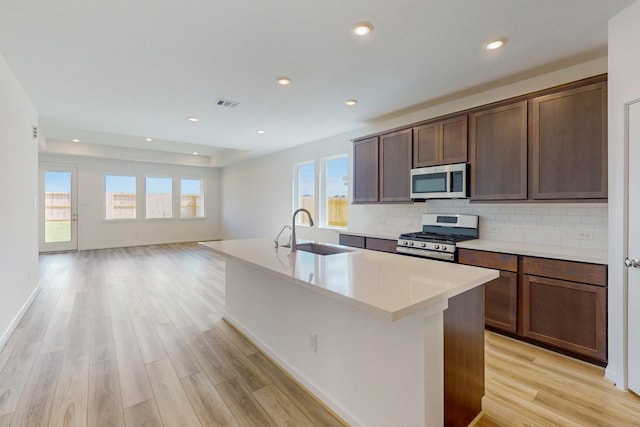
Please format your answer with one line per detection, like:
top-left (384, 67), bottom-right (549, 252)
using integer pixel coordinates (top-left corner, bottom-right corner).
top-left (291, 208), bottom-right (314, 252)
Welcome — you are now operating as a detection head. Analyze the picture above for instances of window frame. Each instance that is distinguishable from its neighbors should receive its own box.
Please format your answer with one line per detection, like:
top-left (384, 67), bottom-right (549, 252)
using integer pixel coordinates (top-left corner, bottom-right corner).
top-left (179, 177), bottom-right (206, 219)
top-left (292, 160), bottom-right (316, 227)
top-left (319, 154), bottom-right (349, 229)
top-left (144, 176), bottom-right (174, 220)
top-left (104, 174), bottom-right (138, 221)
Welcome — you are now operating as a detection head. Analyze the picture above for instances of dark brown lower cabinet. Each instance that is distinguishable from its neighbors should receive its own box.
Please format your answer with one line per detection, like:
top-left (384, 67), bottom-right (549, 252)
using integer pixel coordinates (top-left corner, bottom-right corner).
top-left (458, 249), bottom-right (518, 333)
top-left (459, 248), bottom-right (607, 365)
top-left (522, 274), bottom-right (607, 362)
top-left (337, 234), bottom-right (365, 248)
top-left (338, 233), bottom-right (397, 253)
top-left (485, 271), bottom-right (518, 333)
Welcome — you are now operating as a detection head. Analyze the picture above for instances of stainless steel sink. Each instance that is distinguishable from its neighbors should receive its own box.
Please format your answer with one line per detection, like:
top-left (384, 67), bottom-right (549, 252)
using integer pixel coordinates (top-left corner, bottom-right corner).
top-left (295, 243), bottom-right (354, 256)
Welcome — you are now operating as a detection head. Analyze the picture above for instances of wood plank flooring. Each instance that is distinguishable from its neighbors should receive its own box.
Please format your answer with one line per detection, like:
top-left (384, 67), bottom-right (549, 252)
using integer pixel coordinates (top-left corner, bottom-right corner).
top-left (478, 331), bottom-right (640, 426)
top-left (0, 243), bottom-right (638, 426)
top-left (1, 244), bottom-right (344, 427)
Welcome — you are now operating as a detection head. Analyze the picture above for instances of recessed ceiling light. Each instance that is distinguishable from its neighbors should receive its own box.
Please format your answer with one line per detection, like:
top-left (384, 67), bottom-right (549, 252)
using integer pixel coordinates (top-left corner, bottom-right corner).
top-left (257, 130), bottom-right (265, 134)
top-left (276, 76), bottom-right (291, 85)
top-left (485, 38), bottom-right (507, 50)
top-left (192, 152), bottom-right (198, 155)
top-left (145, 137), bottom-right (153, 142)
top-left (352, 22), bottom-right (373, 36)
top-left (72, 138), bottom-right (80, 143)
top-left (187, 116), bottom-right (199, 122)
top-left (345, 99), bottom-right (358, 106)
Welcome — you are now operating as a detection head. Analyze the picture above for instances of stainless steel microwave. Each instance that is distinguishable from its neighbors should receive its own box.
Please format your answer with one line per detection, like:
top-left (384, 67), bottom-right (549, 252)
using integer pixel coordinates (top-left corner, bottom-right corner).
top-left (410, 163), bottom-right (469, 200)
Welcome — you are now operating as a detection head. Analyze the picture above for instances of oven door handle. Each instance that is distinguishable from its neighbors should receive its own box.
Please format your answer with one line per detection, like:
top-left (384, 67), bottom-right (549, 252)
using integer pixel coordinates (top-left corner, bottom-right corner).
top-left (396, 247), bottom-right (455, 261)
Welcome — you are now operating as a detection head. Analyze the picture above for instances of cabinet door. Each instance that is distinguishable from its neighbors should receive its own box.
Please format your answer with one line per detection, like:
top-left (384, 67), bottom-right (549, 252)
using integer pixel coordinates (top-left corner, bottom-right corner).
top-left (484, 271), bottom-right (518, 333)
top-left (413, 116), bottom-right (467, 168)
top-left (531, 82), bottom-right (607, 199)
top-left (469, 101), bottom-right (528, 200)
top-left (338, 234), bottom-right (365, 248)
top-left (522, 275), bottom-right (607, 362)
top-left (440, 115), bottom-right (468, 165)
top-left (365, 237), bottom-right (397, 253)
top-left (380, 129), bottom-right (412, 202)
top-left (413, 123), bottom-right (439, 167)
top-left (353, 137), bottom-right (379, 203)
top-left (458, 249), bottom-right (518, 333)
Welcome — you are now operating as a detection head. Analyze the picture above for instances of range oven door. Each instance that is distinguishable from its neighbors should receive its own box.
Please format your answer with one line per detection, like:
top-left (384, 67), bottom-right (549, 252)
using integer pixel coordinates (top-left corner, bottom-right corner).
top-left (396, 246), bottom-right (455, 262)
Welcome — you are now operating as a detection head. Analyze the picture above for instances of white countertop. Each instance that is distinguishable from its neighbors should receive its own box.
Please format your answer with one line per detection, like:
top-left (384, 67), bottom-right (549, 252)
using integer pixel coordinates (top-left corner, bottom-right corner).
top-left (457, 239), bottom-right (608, 264)
top-left (199, 239), bottom-right (499, 321)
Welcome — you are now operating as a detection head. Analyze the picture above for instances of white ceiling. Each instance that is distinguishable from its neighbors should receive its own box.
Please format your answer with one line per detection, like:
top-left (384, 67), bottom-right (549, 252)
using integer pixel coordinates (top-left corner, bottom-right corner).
top-left (0, 0), bottom-right (633, 165)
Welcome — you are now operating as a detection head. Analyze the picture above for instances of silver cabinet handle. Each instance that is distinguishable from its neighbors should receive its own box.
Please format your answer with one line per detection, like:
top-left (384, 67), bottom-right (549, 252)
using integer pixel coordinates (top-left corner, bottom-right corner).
top-left (625, 258), bottom-right (640, 268)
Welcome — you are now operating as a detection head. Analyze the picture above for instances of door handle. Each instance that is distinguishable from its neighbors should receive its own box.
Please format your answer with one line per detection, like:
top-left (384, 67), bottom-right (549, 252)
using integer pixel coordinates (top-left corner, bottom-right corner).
top-left (625, 258), bottom-right (640, 268)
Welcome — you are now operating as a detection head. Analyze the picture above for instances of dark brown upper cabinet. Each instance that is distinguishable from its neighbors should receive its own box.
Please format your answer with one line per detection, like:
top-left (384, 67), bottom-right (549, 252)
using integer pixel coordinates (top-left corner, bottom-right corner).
top-left (531, 81), bottom-right (607, 200)
top-left (352, 75), bottom-right (607, 203)
top-left (353, 136), bottom-right (379, 203)
top-left (352, 130), bottom-right (412, 204)
top-left (469, 101), bottom-right (528, 200)
top-left (413, 115), bottom-right (468, 168)
top-left (380, 129), bottom-right (412, 202)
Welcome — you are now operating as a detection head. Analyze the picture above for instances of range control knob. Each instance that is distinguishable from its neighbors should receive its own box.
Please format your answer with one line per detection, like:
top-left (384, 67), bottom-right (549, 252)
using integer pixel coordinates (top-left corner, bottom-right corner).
top-left (402, 240), bottom-right (409, 246)
top-left (421, 242), bottom-right (426, 248)
top-left (434, 244), bottom-right (440, 250)
top-left (442, 245), bottom-right (447, 251)
top-left (409, 241), bottom-right (414, 246)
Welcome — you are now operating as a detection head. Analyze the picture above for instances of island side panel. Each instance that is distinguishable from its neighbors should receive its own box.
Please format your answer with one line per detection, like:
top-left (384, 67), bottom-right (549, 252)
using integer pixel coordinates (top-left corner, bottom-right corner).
top-left (224, 258), bottom-right (444, 427)
top-left (443, 285), bottom-right (485, 426)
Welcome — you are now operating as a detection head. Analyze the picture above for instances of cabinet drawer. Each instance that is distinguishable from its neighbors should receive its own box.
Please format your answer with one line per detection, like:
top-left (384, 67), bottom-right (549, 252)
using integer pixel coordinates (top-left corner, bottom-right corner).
top-left (522, 257), bottom-right (606, 286)
top-left (523, 275), bottom-right (606, 361)
top-left (338, 234), bottom-right (365, 248)
top-left (485, 271), bottom-right (518, 333)
top-left (458, 249), bottom-right (518, 272)
top-left (366, 237), bottom-right (397, 253)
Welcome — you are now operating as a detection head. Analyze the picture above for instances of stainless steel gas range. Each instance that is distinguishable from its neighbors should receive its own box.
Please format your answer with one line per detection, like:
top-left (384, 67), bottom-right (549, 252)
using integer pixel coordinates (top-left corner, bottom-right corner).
top-left (397, 214), bottom-right (479, 262)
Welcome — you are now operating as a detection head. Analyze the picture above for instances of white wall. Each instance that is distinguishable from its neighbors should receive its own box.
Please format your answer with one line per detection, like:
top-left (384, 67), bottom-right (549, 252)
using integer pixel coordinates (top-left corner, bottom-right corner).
top-left (607, 0), bottom-right (640, 389)
top-left (221, 136), bottom-right (351, 243)
top-left (39, 153), bottom-right (222, 250)
top-left (0, 53), bottom-right (39, 348)
top-left (222, 57), bottom-right (609, 249)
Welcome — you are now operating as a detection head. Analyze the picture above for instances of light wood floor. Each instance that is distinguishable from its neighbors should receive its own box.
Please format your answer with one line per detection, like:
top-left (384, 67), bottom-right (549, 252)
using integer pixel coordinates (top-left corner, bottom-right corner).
top-left (0, 243), bottom-right (344, 427)
top-left (478, 331), bottom-right (640, 426)
top-left (0, 243), bottom-right (638, 427)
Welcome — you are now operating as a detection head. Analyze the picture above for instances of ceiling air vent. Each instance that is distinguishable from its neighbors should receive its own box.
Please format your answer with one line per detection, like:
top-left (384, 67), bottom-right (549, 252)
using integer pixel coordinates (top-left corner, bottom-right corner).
top-left (216, 99), bottom-right (240, 108)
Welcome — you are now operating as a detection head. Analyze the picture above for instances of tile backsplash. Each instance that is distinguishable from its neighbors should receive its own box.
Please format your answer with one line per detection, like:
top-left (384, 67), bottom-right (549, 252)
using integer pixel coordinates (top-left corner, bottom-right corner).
top-left (349, 200), bottom-right (608, 250)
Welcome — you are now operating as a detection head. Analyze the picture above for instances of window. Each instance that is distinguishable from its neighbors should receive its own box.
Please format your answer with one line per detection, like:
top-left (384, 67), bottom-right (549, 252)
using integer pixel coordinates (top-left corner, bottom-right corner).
top-left (146, 177), bottom-right (173, 219)
top-left (180, 178), bottom-right (205, 218)
top-left (105, 175), bottom-right (136, 220)
top-left (44, 171), bottom-right (72, 241)
top-left (322, 155), bottom-right (349, 228)
top-left (293, 161), bottom-right (315, 225)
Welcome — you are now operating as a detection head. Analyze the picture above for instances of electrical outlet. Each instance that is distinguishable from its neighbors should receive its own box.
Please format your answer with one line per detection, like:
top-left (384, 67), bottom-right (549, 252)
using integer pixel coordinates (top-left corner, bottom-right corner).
top-left (487, 225), bottom-right (500, 233)
top-left (309, 333), bottom-right (317, 353)
top-left (577, 231), bottom-right (594, 240)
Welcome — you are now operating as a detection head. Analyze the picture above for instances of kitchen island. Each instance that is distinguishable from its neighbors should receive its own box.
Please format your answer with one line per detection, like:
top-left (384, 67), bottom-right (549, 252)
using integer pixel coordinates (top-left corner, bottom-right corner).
top-left (200, 238), bottom-right (498, 427)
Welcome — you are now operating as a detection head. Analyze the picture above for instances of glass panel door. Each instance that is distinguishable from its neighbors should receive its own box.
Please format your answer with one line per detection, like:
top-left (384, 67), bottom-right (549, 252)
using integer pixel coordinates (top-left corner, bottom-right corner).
top-left (39, 165), bottom-right (78, 252)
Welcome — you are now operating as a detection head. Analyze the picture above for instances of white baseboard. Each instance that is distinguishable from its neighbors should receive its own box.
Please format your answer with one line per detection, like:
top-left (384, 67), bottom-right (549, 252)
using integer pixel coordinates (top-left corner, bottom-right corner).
top-left (223, 313), bottom-right (361, 427)
top-left (0, 285), bottom-right (41, 351)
